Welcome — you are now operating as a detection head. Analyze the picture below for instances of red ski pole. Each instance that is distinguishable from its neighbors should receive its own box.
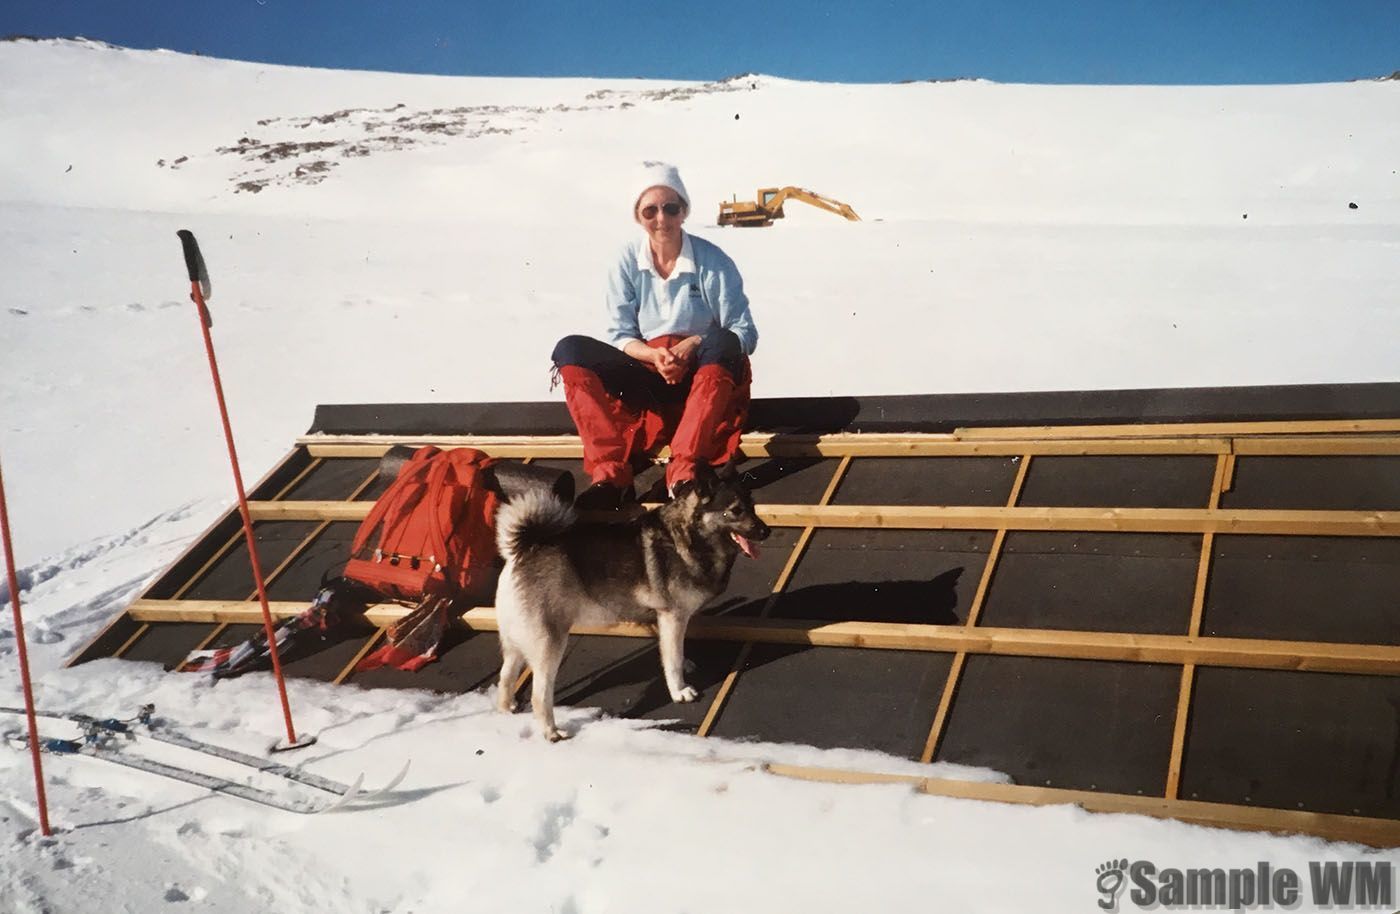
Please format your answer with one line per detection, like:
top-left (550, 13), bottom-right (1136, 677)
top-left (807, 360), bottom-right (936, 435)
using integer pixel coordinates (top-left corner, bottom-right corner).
top-left (176, 230), bottom-right (312, 751)
top-left (0, 455), bottom-right (53, 835)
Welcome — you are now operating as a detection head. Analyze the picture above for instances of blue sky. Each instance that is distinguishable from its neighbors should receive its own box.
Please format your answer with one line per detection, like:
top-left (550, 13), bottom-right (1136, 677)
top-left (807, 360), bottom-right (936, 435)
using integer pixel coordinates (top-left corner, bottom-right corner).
top-left (6, 0), bottom-right (1399, 85)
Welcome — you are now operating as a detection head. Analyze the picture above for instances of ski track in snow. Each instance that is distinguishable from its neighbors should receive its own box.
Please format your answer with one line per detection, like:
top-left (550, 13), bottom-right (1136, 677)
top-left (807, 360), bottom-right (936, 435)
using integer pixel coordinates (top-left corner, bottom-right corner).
top-left (0, 504), bottom-right (213, 672)
top-left (0, 503), bottom-right (197, 605)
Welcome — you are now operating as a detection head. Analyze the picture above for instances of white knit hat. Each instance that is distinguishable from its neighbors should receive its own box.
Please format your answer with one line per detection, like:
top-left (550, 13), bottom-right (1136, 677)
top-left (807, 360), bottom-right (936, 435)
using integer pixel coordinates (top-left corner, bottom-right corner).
top-left (633, 161), bottom-right (690, 218)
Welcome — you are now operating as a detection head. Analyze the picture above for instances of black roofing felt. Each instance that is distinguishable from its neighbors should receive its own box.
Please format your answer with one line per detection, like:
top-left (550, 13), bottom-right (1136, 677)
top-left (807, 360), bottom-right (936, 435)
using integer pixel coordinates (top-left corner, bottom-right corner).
top-left (1204, 535), bottom-right (1400, 646)
top-left (1221, 456), bottom-right (1400, 511)
top-left (350, 629), bottom-right (502, 695)
top-left (710, 644), bottom-right (953, 758)
top-left (832, 456), bottom-right (1018, 507)
top-left (770, 529), bottom-right (994, 625)
top-left (91, 385), bottom-right (1400, 830)
top-left (981, 532), bottom-right (1202, 635)
top-left (121, 622), bottom-right (211, 667)
top-left (307, 382), bottom-right (1400, 436)
top-left (1183, 667), bottom-right (1400, 818)
top-left (554, 636), bottom-right (744, 731)
top-left (937, 655), bottom-right (1181, 797)
top-left (1016, 455), bottom-right (1218, 508)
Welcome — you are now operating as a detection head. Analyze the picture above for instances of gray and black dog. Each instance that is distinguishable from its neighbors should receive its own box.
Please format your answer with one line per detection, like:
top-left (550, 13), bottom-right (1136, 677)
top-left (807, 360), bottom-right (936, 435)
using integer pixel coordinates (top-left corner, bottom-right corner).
top-left (493, 466), bottom-right (771, 741)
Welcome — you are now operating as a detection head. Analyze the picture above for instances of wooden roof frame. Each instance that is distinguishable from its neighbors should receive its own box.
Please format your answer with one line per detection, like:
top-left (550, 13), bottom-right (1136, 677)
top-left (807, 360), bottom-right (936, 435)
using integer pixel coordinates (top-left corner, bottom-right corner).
top-left (73, 415), bottom-right (1400, 846)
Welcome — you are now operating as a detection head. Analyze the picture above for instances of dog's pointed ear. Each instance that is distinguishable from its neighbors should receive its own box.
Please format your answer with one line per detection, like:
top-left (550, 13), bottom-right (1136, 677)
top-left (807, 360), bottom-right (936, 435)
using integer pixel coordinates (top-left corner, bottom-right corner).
top-left (687, 464), bottom-right (717, 500)
top-left (672, 477), bottom-right (702, 501)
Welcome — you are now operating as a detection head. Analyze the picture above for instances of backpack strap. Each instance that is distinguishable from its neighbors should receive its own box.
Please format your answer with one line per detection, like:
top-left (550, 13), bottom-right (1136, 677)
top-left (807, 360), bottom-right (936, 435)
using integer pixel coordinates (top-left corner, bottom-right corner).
top-left (419, 449), bottom-right (458, 575)
top-left (349, 446), bottom-right (439, 561)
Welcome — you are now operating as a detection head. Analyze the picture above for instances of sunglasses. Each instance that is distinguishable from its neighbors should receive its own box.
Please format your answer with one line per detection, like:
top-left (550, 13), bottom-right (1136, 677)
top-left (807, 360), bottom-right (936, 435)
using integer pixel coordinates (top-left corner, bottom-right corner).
top-left (640, 201), bottom-right (684, 219)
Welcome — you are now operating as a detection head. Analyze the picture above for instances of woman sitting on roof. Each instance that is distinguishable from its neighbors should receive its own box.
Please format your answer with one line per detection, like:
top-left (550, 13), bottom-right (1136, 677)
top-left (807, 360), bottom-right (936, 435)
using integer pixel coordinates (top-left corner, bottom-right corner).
top-left (552, 162), bottom-right (758, 510)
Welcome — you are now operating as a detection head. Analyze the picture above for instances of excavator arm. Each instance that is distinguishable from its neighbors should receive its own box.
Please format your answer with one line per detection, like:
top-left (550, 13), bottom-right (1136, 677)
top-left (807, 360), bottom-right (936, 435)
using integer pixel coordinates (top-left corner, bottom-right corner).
top-left (768, 187), bottom-right (861, 221)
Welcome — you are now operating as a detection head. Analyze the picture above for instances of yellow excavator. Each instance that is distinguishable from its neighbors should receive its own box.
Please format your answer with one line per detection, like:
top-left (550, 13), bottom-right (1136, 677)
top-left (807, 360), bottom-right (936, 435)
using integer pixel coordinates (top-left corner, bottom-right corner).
top-left (717, 186), bottom-right (861, 227)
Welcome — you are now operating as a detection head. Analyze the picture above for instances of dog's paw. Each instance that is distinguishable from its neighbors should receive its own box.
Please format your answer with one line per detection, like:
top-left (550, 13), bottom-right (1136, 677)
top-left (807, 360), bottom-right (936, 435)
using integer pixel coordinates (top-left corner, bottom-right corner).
top-left (670, 685), bottom-right (699, 703)
top-left (544, 727), bottom-right (569, 742)
top-left (497, 698), bottom-right (518, 714)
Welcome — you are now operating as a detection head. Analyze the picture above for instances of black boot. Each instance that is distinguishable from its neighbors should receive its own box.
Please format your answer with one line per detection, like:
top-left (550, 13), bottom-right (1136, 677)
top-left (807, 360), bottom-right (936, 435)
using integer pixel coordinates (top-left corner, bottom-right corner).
top-left (574, 481), bottom-right (636, 511)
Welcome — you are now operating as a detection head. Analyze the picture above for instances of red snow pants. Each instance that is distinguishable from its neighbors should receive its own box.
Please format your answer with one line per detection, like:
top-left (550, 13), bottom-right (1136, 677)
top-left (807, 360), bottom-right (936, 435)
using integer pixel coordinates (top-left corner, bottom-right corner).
top-left (551, 331), bottom-right (751, 490)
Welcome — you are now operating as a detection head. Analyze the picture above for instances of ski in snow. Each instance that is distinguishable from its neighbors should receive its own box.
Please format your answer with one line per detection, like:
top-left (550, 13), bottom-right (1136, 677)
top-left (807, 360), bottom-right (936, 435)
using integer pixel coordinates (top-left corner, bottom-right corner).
top-left (2, 705), bottom-right (409, 807)
top-left (32, 735), bottom-right (363, 814)
top-left (133, 705), bottom-right (412, 797)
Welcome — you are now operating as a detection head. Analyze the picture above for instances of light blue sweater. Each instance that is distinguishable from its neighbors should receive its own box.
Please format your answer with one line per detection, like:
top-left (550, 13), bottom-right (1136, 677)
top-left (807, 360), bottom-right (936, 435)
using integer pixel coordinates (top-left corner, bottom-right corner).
top-left (604, 232), bottom-right (759, 356)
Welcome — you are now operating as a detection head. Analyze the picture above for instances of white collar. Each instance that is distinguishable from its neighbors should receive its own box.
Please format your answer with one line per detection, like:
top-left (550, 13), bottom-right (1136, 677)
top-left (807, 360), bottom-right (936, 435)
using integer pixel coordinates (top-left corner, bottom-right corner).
top-left (635, 231), bottom-right (694, 277)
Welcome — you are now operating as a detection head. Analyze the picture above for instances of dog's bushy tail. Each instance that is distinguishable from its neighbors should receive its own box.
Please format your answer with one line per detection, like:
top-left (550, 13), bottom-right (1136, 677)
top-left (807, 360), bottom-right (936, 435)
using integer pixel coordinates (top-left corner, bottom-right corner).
top-left (495, 488), bottom-right (577, 563)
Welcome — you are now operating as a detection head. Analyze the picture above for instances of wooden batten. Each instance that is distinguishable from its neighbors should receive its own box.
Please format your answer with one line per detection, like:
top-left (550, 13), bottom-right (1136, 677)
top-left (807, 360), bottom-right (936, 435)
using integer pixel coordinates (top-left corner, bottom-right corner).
top-left (334, 630), bottom-right (385, 685)
top-left (125, 600), bottom-right (1400, 676)
top-left (753, 505), bottom-right (1400, 536)
top-left (762, 763), bottom-right (1400, 848)
top-left (698, 455), bottom-right (853, 738)
top-left (309, 435), bottom-right (1400, 459)
top-left (175, 623), bottom-right (229, 673)
top-left (919, 652), bottom-right (967, 765)
top-left (1165, 454), bottom-right (1229, 799)
top-left (300, 419), bottom-right (1400, 458)
top-left (920, 453), bottom-right (1032, 764)
top-left (111, 623), bottom-right (151, 659)
top-left (255, 467), bottom-right (381, 597)
top-left (1221, 452), bottom-right (1238, 492)
top-left (65, 445), bottom-right (309, 668)
top-left (306, 436), bottom-right (1242, 459)
top-left (173, 446), bottom-right (312, 598)
top-left (1230, 435), bottom-right (1400, 456)
top-left (307, 436), bottom-right (1400, 458)
top-left (246, 500), bottom-right (1400, 537)
top-left (952, 418), bottom-right (1400, 441)
top-left (65, 608), bottom-right (145, 668)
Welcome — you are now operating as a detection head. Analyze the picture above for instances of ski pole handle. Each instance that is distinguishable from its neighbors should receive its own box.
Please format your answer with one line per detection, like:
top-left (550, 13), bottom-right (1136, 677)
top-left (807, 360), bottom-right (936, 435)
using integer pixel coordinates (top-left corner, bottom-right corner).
top-left (176, 229), bottom-right (214, 327)
top-left (176, 229), bottom-right (203, 283)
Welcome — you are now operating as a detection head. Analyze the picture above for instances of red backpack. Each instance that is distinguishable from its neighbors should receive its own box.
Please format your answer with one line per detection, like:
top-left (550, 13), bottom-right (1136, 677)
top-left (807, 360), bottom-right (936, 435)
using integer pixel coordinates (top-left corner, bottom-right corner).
top-left (343, 446), bottom-right (501, 603)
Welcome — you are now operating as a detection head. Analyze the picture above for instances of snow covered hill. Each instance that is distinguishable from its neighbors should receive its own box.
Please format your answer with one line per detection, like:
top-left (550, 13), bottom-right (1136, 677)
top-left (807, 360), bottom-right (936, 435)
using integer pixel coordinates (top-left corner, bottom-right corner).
top-left (3, 37), bottom-right (1398, 556)
top-left (1, 38), bottom-right (1397, 913)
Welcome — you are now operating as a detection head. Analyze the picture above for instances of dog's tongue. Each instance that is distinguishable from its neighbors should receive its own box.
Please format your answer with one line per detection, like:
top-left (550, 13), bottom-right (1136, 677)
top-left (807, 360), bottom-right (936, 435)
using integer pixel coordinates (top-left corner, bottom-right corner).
top-left (732, 532), bottom-right (760, 559)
